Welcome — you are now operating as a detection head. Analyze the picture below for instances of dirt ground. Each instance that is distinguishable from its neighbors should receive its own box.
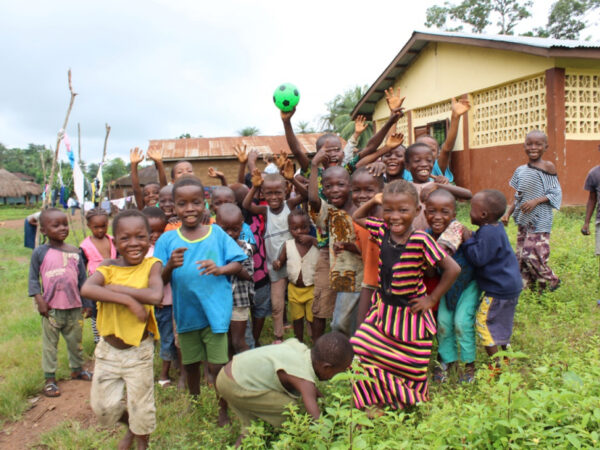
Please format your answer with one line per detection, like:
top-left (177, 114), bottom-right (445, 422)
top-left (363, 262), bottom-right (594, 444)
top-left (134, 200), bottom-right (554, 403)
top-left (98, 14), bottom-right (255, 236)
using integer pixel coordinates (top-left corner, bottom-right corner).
top-left (0, 219), bottom-right (26, 231)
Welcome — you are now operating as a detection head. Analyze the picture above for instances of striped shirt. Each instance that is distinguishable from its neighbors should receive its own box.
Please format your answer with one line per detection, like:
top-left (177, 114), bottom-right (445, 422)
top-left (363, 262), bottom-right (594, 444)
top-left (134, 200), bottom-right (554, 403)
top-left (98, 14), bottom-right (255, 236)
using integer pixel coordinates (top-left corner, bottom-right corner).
top-left (510, 164), bottom-right (562, 233)
top-left (365, 218), bottom-right (446, 298)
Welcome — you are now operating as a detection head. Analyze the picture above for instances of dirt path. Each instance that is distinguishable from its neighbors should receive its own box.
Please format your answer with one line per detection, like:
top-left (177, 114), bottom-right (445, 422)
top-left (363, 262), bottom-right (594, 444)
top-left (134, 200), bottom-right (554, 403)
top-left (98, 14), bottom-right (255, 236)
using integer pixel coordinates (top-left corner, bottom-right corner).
top-left (0, 219), bottom-right (27, 231)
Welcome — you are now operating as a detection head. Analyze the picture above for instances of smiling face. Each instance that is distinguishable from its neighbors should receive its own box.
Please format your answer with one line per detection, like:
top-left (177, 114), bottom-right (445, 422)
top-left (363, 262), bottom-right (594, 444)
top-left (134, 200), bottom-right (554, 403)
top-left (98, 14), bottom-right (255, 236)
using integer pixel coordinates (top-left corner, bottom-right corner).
top-left (87, 214), bottom-right (109, 240)
top-left (262, 179), bottom-right (286, 212)
top-left (172, 161), bottom-right (194, 181)
top-left (148, 217), bottom-right (167, 246)
top-left (407, 145), bottom-right (434, 183)
top-left (382, 146), bottom-right (406, 177)
top-left (143, 184), bottom-right (160, 207)
top-left (322, 168), bottom-right (350, 208)
top-left (114, 216), bottom-right (150, 266)
top-left (424, 195), bottom-right (456, 237)
top-left (351, 172), bottom-right (380, 207)
top-left (41, 210), bottom-right (69, 244)
top-left (174, 185), bottom-right (206, 229)
top-left (158, 187), bottom-right (175, 218)
top-left (319, 136), bottom-right (344, 168)
top-left (524, 132), bottom-right (548, 162)
top-left (382, 192), bottom-right (419, 241)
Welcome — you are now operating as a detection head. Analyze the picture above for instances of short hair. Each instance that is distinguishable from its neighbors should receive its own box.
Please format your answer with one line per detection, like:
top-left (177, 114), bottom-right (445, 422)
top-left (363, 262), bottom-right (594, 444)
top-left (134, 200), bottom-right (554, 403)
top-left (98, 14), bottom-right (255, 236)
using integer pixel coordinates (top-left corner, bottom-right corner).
top-left (316, 133), bottom-right (341, 151)
top-left (173, 176), bottom-right (204, 198)
top-left (159, 184), bottom-right (173, 196)
top-left (479, 189), bottom-right (507, 221)
top-left (311, 331), bottom-right (354, 368)
top-left (229, 183), bottom-right (250, 208)
top-left (85, 207), bottom-right (109, 222)
top-left (288, 208), bottom-right (310, 225)
top-left (40, 207), bottom-right (65, 227)
top-left (351, 167), bottom-right (384, 189)
top-left (416, 134), bottom-right (440, 149)
top-left (262, 173), bottom-right (286, 187)
top-left (322, 165), bottom-right (350, 181)
top-left (216, 203), bottom-right (243, 223)
top-left (211, 185), bottom-right (235, 201)
top-left (143, 182), bottom-right (160, 190)
top-left (404, 143), bottom-right (432, 163)
top-left (170, 160), bottom-right (193, 180)
top-left (383, 179), bottom-right (419, 206)
top-left (426, 188), bottom-right (456, 209)
top-left (526, 129), bottom-right (548, 141)
top-left (112, 209), bottom-right (150, 236)
top-left (142, 206), bottom-right (167, 222)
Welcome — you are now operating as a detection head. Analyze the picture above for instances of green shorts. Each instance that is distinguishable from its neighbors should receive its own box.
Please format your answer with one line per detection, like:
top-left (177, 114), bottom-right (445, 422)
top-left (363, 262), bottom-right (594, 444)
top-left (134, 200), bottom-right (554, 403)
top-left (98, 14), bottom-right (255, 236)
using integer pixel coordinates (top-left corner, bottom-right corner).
top-left (178, 327), bottom-right (228, 365)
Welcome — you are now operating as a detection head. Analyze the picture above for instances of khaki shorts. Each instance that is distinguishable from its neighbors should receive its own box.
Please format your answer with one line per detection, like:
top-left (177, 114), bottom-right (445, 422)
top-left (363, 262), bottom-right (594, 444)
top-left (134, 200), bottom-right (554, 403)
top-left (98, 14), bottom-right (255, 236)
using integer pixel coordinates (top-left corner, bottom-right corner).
top-left (231, 306), bottom-right (250, 322)
top-left (312, 248), bottom-right (337, 319)
top-left (91, 337), bottom-right (156, 436)
top-left (288, 283), bottom-right (314, 322)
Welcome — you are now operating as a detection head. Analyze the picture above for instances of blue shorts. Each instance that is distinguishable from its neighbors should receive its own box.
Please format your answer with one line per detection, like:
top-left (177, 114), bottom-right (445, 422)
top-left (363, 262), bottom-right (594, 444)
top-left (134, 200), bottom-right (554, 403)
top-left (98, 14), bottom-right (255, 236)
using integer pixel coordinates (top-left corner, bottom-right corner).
top-left (252, 283), bottom-right (271, 319)
top-left (155, 305), bottom-right (178, 361)
top-left (476, 294), bottom-right (519, 347)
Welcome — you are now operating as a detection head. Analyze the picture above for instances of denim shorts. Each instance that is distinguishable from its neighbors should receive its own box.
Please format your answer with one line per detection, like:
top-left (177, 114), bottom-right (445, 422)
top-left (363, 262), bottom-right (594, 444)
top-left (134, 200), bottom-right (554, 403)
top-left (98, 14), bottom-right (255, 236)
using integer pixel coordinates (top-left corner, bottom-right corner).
top-left (154, 305), bottom-right (178, 361)
top-left (251, 283), bottom-right (271, 319)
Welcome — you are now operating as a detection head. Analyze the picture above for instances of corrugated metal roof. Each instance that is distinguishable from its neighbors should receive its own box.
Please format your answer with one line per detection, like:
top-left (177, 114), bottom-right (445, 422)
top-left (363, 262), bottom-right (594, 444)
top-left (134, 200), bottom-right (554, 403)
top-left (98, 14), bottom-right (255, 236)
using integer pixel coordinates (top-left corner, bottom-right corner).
top-left (148, 133), bottom-right (323, 161)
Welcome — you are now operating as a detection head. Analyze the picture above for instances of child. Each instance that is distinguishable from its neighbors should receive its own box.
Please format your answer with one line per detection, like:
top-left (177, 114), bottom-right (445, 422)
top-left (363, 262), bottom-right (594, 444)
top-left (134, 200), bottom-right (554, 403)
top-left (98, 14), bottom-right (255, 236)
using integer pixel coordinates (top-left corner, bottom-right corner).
top-left (28, 208), bottom-right (93, 398)
top-left (130, 147), bottom-right (167, 210)
top-left (351, 181), bottom-right (460, 411)
top-left (424, 189), bottom-right (480, 382)
top-left (463, 190), bottom-right (522, 365)
top-left (211, 186), bottom-right (256, 247)
top-left (215, 203), bottom-right (254, 354)
top-left (216, 332), bottom-right (353, 447)
top-left (80, 208), bottom-right (117, 344)
top-left (81, 209), bottom-right (163, 450)
top-left (154, 176), bottom-right (247, 425)
top-left (272, 210), bottom-right (319, 342)
top-left (581, 148), bottom-right (600, 281)
top-left (159, 185), bottom-right (176, 221)
top-left (242, 171), bottom-right (304, 343)
top-left (502, 130), bottom-right (562, 292)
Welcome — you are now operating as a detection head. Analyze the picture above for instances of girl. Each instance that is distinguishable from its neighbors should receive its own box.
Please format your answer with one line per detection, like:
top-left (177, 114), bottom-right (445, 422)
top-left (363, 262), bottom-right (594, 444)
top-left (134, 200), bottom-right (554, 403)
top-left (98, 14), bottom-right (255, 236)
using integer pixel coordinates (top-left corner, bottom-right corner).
top-left (80, 208), bottom-right (117, 343)
top-left (351, 180), bottom-right (460, 411)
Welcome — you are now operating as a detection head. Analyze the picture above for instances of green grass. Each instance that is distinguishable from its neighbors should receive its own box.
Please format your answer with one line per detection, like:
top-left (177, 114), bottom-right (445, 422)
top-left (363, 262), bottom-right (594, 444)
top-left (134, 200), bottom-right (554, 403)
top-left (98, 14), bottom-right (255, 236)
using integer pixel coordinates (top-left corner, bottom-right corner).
top-left (1, 205), bottom-right (599, 448)
top-left (0, 205), bottom-right (41, 221)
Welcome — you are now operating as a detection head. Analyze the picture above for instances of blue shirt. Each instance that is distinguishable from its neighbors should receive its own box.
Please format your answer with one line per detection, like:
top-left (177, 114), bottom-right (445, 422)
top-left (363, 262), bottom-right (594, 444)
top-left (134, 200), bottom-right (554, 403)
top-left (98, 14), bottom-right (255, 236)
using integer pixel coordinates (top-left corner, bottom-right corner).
top-left (241, 222), bottom-right (256, 246)
top-left (462, 223), bottom-right (522, 299)
top-left (403, 161), bottom-right (454, 183)
top-left (154, 225), bottom-right (248, 333)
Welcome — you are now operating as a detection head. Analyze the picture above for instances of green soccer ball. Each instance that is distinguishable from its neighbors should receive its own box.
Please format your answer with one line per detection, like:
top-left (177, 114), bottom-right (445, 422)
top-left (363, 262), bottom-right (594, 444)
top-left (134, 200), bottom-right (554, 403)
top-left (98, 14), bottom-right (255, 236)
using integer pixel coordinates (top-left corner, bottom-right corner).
top-left (273, 83), bottom-right (300, 112)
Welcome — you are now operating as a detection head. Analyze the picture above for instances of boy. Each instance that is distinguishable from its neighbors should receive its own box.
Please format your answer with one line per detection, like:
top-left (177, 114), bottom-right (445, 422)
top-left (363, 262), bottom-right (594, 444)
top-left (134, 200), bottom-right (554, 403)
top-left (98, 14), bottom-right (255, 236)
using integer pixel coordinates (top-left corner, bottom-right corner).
top-left (81, 209), bottom-right (164, 450)
top-left (581, 147), bottom-right (600, 282)
top-left (216, 331), bottom-right (354, 447)
top-left (462, 190), bottom-right (522, 365)
top-left (215, 203), bottom-right (254, 354)
top-left (308, 150), bottom-right (363, 338)
top-left (130, 147), bottom-right (167, 210)
top-left (28, 208), bottom-right (93, 397)
top-left (211, 186), bottom-right (256, 247)
top-left (154, 176), bottom-right (248, 425)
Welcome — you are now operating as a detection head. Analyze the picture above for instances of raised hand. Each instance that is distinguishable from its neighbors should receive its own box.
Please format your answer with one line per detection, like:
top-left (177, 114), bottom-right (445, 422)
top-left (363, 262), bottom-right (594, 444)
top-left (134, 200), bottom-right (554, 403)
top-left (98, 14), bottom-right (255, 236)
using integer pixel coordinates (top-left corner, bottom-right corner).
top-left (366, 161), bottom-right (386, 177)
top-left (311, 149), bottom-right (330, 167)
top-left (280, 107), bottom-right (296, 122)
top-left (354, 115), bottom-right (368, 135)
top-left (233, 144), bottom-right (248, 163)
top-left (281, 158), bottom-right (295, 180)
top-left (251, 168), bottom-right (264, 187)
top-left (130, 147), bottom-right (144, 165)
top-left (373, 192), bottom-right (383, 205)
top-left (384, 87), bottom-right (405, 112)
top-left (386, 132), bottom-right (404, 149)
top-left (275, 152), bottom-right (287, 170)
top-left (146, 148), bottom-right (163, 163)
top-left (208, 167), bottom-right (224, 179)
top-left (451, 97), bottom-right (471, 117)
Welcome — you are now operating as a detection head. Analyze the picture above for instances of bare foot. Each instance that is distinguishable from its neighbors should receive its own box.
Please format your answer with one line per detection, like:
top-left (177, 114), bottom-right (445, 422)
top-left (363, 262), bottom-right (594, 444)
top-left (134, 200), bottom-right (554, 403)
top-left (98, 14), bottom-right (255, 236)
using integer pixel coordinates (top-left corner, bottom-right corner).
top-left (177, 374), bottom-right (186, 390)
top-left (218, 408), bottom-right (231, 427)
top-left (117, 429), bottom-right (135, 450)
top-left (135, 435), bottom-right (149, 450)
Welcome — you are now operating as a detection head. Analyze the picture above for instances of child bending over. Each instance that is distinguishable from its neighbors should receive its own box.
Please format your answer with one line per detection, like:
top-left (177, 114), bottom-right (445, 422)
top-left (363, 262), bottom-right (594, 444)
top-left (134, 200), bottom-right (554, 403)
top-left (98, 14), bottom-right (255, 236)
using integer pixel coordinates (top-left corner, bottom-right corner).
top-left (216, 332), bottom-right (353, 447)
top-left (81, 209), bottom-right (164, 450)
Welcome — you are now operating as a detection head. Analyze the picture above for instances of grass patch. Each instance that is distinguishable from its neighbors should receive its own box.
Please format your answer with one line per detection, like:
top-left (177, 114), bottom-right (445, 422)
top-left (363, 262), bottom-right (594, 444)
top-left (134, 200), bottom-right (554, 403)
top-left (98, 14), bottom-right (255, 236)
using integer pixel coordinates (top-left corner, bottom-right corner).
top-left (0, 205), bottom-right (40, 221)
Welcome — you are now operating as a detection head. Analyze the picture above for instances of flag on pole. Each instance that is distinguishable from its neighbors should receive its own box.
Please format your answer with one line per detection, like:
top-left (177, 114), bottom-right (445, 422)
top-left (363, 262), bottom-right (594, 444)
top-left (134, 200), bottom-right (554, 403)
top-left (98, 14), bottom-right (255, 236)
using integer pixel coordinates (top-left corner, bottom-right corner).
top-left (61, 130), bottom-right (84, 203)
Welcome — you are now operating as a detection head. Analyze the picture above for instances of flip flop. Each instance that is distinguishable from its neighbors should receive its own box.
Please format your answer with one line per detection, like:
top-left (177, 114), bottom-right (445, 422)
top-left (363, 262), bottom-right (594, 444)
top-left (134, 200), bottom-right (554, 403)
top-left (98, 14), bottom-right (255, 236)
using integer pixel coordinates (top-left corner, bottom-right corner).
top-left (44, 382), bottom-right (61, 397)
top-left (71, 370), bottom-right (93, 381)
top-left (158, 379), bottom-right (172, 388)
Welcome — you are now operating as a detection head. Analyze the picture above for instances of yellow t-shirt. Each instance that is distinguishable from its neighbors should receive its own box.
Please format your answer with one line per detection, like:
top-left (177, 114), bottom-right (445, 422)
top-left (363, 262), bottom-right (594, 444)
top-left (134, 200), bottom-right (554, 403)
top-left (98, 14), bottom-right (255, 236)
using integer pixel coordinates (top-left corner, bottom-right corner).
top-left (95, 257), bottom-right (161, 346)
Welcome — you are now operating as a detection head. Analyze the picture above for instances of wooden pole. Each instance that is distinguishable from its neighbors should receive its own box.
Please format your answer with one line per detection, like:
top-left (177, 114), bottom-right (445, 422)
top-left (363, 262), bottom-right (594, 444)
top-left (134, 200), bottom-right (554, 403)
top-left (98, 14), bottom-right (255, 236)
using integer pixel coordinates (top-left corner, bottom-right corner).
top-left (98, 123), bottom-right (111, 199)
top-left (44, 69), bottom-right (77, 209)
top-left (77, 122), bottom-right (82, 163)
top-left (77, 123), bottom-right (87, 238)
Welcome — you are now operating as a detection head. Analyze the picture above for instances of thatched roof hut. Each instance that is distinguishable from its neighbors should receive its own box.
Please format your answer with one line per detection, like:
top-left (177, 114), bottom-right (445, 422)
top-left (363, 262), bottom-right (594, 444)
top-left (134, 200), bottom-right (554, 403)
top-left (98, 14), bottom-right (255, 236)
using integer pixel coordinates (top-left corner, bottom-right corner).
top-left (24, 181), bottom-right (43, 195)
top-left (0, 169), bottom-right (30, 197)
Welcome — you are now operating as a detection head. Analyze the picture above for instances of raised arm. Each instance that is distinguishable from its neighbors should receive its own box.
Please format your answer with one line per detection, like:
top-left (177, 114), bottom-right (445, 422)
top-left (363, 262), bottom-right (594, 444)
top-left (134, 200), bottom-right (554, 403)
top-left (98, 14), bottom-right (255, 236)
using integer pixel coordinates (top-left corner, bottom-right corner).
top-left (242, 171), bottom-right (268, 218)
top-left (438, 97), bottom-right (470, 173)
top-left (352, 193), bottom-right (382, 229)
top-left (208, 167), bottom-right (228, 186)
top-left (356, 133), bottom-right (404, 168)
top-left (105, 261), bottom-right (164, 305)
top-left (281, 158), bottom-right (308, 206)
top-left (147, 148), bottom-right (168, 187)
top-left (281, 109), bottom-right (310, 171)
top-left (130, 147), bottom-right (145, 210)
top-left (308, 150), bottom-right (327, 212)
top-left (234, 145), bottom-right (248, 184)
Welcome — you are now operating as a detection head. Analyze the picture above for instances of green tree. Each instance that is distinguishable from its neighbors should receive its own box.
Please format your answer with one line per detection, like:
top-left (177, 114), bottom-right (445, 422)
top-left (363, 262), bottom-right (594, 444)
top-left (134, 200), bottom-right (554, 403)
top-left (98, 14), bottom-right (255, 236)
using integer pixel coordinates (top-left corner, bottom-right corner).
top-left (295, 121), bottom-right (316, 134)
top-left (538, 0), bottom-right (599, 39)
top-left (320, 85), bottom-right (373, 148)
top-left (102, 158), bottom-right (128, 183)
top-left (238, 127), bottom-right (260, 136)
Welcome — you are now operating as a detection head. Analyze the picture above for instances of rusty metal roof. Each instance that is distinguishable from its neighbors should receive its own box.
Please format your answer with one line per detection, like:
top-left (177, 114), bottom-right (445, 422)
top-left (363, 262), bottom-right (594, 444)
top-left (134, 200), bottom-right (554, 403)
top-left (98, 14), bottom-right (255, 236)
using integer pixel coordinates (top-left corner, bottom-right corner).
top-left (148, 133), bottom-right (324, 161)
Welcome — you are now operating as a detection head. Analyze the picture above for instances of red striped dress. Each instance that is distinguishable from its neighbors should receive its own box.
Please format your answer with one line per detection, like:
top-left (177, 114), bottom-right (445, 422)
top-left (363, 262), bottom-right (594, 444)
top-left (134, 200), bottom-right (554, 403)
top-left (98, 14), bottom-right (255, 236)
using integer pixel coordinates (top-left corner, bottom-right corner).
top-left (350, 218), bottom-right (446, 410)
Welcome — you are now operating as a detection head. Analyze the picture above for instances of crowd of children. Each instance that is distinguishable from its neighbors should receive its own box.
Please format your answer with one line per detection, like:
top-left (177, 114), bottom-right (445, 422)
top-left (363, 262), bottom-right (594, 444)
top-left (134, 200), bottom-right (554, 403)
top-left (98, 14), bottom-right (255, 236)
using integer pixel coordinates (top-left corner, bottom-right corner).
top-left (28, 88), bottom-right (570, 447)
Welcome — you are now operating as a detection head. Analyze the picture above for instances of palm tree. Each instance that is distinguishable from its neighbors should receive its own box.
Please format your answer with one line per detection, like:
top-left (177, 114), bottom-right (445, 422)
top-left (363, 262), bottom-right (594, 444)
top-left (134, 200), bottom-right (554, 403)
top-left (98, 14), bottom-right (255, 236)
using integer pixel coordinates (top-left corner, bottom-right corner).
top-left (238, 127), bottom-right (260, 137)
top-left (296, 121), bottom-right (316, 134)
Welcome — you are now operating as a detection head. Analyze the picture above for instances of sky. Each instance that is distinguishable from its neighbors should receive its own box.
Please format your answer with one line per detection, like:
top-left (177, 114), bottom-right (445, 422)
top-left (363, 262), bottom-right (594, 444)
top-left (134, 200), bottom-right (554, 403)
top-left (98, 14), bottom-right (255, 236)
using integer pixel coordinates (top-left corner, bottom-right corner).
top-left (1, 0), bottom-right (598, 165)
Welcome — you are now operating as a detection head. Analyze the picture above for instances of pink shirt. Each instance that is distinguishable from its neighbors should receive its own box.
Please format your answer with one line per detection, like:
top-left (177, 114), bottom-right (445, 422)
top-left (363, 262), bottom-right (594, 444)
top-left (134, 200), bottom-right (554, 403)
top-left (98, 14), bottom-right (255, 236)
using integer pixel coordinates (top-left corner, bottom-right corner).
top-left (80, 235), bottom-right (117, 274)
top-left (40, 248), bottom-right (83, 309)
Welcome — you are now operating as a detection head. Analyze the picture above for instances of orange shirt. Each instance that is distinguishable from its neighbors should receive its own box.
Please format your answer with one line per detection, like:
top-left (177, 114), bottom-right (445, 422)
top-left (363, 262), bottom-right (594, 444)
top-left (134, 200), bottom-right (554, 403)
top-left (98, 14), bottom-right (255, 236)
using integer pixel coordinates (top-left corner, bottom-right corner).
top-left (354, 223), bottom-right (380, 289)
top-left (164, 221), bottom-right (181, 232)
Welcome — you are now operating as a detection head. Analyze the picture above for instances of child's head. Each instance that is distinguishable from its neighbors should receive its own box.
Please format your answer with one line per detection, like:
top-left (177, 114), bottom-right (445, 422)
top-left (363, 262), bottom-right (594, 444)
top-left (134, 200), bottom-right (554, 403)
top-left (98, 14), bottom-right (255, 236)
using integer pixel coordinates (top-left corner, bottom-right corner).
top-left (142, 182), bottom-right (160, 207)
top-left (229, 183), bottom-right (250, 211)
top-left (85, 207), bottom-right (109, 239)
top-left (351, 167), bottom-right (384, 207)
top-left (316, 133), bottom-right (344, 168)
top-left (470, 189), bottom-right (506, 226)
top-left (142, 206), bottom-right (167, 245)
top-left (40, 208), bottom-right (69, 243)
top-left (173, 176), bottom-right (205, 229)
top-left (524, 130), bottom-right (548, 162)
top-left (382, 145), bottom-right (406, 178)
top-left (382, 180), bottom-right (420, 239)
top-left (215, 203), bottom-right (244, 241)
top-left (405, 143), bottom-right (434, 183)
top-left (210, 186), bottom-right (236, 215)
top-left (424, 189), bottom-right (457, 236)
top-left (322, 166), bottom-right (351, 208)
top-left (311, 331), bottom-right (354, 381)
top-left (112, 209), bottom-right (151, 266)
top-left (262, 173), bottom-right (287, 211)
top-left (158, 185), bottom-right (175, 219)
top-left (170, 160), bottom-right (194, 182)
top-left (288, 209), bottom-right (311, 241)
top-left (416, 134), bottom-right (440, 159)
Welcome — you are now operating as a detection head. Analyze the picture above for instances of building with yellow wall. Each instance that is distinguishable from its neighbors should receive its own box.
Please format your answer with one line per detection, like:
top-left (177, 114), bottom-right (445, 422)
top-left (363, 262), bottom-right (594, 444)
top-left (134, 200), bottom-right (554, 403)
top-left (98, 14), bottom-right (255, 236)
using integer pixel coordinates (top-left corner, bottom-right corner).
top-left (352, 31), bottom-right (600, 204)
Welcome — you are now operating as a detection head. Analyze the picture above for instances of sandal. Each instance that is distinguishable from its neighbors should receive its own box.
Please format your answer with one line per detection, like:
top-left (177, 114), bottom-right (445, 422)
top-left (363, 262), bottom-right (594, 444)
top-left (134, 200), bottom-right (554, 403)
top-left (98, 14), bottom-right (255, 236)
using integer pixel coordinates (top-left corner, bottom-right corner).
top-left (432, 366), bottom-right (447, 383)
top-left (71, 370), bottom-right (93, 381)
top-left (158, 379), bottom-right (172, 388)
top-left (272, 339), bottom-right (284, 345)
top-left (44, 382), bottom-right (61, 397)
